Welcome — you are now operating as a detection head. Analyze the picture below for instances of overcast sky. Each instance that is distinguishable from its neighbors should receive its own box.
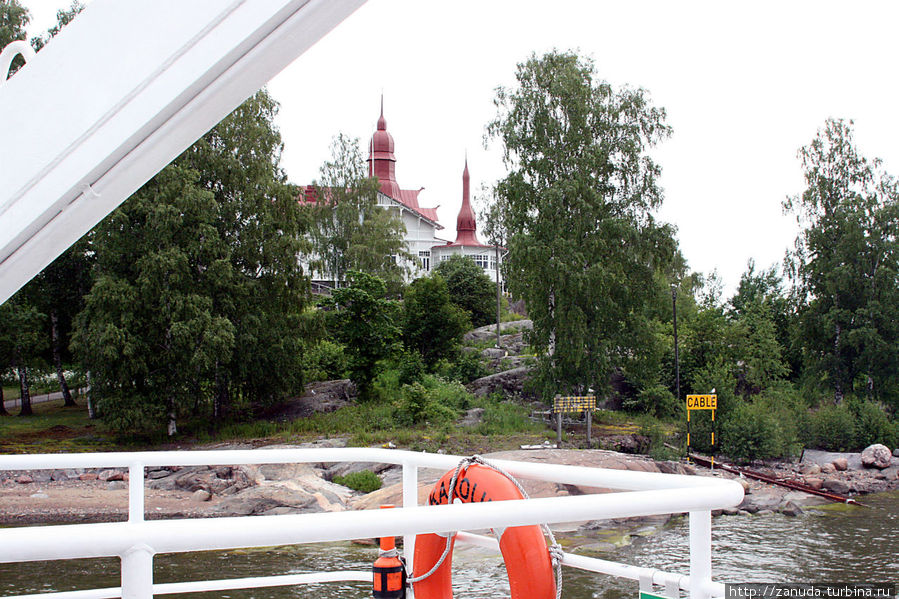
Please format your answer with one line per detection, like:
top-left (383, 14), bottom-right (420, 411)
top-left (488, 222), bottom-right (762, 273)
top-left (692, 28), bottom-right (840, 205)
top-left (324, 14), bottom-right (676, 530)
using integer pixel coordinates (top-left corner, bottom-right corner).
top-left (25, 0), bottom-right (899, 296)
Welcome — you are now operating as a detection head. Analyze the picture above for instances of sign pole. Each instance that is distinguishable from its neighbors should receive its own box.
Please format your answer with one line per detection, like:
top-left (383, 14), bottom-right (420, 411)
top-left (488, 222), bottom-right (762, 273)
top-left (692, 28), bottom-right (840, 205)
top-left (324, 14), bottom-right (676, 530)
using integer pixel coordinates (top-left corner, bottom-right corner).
top-left (685, 394), bottom-right (718, 463)
top-left (586, 409), bottom-right (592, 447)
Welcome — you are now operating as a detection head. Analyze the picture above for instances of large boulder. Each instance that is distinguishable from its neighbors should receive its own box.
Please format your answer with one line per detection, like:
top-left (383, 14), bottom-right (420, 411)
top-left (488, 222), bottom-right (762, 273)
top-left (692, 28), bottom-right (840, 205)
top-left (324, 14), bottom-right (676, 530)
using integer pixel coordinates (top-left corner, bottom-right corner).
top-left (822, 479), bottom-right (851, 495)
top-left (463, 320), bottom-right (532, 343)
top-left (467, 367), bottom-right (533, 398)
top-left (861, 444), bottom-right (892, 469)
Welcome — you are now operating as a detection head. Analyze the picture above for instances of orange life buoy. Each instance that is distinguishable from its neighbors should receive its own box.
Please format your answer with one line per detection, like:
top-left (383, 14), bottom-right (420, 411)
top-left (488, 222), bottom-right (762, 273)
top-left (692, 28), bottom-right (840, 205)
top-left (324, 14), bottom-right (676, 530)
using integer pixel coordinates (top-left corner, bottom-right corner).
top-left (412, 463), bottom-right (556, 599)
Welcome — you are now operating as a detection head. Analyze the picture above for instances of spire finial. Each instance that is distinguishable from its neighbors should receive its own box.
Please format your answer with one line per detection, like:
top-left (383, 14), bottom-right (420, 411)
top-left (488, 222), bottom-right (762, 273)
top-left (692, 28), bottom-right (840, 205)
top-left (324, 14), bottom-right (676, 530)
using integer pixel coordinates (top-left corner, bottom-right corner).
top-left (377, 94), bottom-right (386, 131)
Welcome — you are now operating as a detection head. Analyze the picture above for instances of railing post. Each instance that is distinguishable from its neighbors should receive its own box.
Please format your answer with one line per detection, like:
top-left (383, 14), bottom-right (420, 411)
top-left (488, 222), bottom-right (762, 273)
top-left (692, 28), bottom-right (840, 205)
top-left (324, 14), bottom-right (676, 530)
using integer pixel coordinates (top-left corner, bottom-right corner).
top-left (129, 462), bottom-right (144, 522)
top-left (689, 510), bottom-right (712, 599)
top-left (402, 461), bottom-right (418, 579)
top-left (121, 544), bottom-right (154, 599)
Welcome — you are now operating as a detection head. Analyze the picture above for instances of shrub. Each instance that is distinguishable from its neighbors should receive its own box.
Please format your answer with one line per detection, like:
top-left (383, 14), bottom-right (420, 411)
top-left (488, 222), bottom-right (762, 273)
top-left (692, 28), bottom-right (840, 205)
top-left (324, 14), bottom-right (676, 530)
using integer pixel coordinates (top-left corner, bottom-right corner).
top-left (720, 401), bottom-right (786, 463)
top-left (809, 404), bottom-right (856, 451)
top-left (403, 274), bottom-right (470, 367)
top-left (850, 399), bottom-right (897, 448)
top-left (433, 255), bottom-right (495, 328)
top-left (332, 470), bottom-right (382, 493)
top-left (433, 351), bottom-right (487, 384)
top-left (302, 340), bottom-right (348, 382)
top-left (393, 375), bottom-right (470, 426)
top-left (624, 384), bottom-right (680, 419)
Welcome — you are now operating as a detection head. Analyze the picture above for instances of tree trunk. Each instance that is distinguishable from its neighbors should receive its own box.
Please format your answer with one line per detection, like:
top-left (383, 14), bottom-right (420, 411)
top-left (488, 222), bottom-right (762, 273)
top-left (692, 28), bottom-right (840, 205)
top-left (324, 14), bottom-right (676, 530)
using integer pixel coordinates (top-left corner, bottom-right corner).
top-left (85, 370), bottom-right (96, 419)
top-left (51, 310), bottom-right (76, 406)
top-left (0, 384), bottom-right (9, 416)
top-left (167, 396), bottom-right (177, 436)
top-left (16, 356), bottom-right (33, 416)
top-left (833, 322), bottom-right (843, 404)
top-left (213, 362), bottom-right (230, 423)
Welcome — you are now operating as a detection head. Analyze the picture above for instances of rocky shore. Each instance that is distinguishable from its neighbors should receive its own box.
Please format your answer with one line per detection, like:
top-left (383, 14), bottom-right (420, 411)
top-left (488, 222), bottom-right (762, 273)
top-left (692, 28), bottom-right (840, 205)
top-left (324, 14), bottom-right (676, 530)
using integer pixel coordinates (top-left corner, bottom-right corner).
top-left (2, 442), bottom-right (897, 529)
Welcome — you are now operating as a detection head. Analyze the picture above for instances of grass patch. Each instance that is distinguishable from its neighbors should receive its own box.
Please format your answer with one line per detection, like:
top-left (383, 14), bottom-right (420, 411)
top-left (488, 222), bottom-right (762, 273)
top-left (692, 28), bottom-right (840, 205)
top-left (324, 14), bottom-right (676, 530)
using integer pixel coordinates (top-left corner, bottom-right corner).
top-left (0, 398), bottom-right (115, 453)
top-left (332, 470), bottom-right (382, 493)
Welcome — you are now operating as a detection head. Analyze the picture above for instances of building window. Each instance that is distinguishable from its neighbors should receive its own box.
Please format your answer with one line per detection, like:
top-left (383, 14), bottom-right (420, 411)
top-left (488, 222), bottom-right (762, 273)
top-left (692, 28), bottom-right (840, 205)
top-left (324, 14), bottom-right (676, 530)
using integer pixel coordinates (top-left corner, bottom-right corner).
top-left (474, 254), bottom-right (489, 269)
top-left (419, 250), bottom-right (430, 271)
top-left (441, 255), bottom-right (452, 262)
top-left (489, 255), bottom-right (497, 271)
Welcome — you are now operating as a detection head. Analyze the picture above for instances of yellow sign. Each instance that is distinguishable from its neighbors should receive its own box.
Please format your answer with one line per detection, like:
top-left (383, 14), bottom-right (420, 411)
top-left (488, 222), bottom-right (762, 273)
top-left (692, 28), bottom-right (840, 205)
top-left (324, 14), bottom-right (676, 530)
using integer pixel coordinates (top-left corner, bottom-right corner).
top-left (553, 396), bottom-right (596, 414)
top-left (686, 394), bottom-right (717, 410)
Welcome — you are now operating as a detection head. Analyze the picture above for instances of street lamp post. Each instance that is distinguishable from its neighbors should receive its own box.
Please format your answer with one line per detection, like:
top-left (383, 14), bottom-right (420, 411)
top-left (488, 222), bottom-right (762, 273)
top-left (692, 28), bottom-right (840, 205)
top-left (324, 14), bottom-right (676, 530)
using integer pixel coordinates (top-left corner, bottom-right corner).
top-left (671, 283), bottom-right (680, 415)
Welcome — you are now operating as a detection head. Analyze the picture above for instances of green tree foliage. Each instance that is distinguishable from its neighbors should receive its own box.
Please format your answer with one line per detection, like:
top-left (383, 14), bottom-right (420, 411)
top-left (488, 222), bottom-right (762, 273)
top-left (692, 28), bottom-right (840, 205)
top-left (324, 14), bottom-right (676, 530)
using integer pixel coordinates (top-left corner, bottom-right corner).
top-left (30, 242), bottom-right (92, 407)
top-left (306, 134), bottom-right (410, 291)
top-left (785, 119), bottom-right (899, 406)
top-left (73, 91), bottom-right (307, 434)
top-left (0, 0), bottom-right (29, 77)
top-left (731, 299), bottom-right (789, 396)
top-left (30, 1), bottom-right (83, 51)
top-left (432, 255), bottom-right (494, 328)
top-left (0, 294), bottom-right (46, 416)
top-left (488, 50), bottom-right (674, 399)
top-left (403, 274), bottom-right (470, 367)
top-left (73, 165), bottom-right (236, 434)
top-left (729, 260), bottom-right (799, 379)
top-left (324, 271), bottom-right (401, 401)
top-left (177, 90), bottom-right (308, 416)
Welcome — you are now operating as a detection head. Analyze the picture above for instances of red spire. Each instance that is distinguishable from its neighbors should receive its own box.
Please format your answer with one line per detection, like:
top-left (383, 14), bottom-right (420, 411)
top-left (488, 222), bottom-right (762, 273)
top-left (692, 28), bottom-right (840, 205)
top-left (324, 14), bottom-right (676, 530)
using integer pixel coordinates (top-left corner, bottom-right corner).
top-left (367, 96), bottom-right (400, 197)
top-left (454, 156), bottom-right (481, 246)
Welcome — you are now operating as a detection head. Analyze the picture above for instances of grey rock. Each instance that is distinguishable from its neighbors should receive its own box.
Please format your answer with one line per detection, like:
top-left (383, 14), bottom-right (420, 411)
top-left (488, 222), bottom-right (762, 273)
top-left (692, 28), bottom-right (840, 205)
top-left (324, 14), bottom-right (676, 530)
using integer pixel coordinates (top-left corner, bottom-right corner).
top-left (832, 458), bottom-right (849, 472)
top-left (800, 463), bottom-right (821, 475)
top-left (213, 486), bottom-right (315, 517)
top-left (804, 477), bottom-right (823, 490)
top-left (192, 489), bottom-right (211, 502)
top-left (722, 508), bottom-right (740, 516)
top-left (893, 448), bottom-right (899, 458)
top-left (861, 444), bottom-right (892, 469)
top-left (459, 407), bottom-right (485, 427)
top-left (468, 366), bottom-right (533, 398)
top-left (50, 470), bottom-right (70, 481)
top-left (822, 479), bottom-right (851, 495)
top-left (779, 501), bottom-right (803, 517)
top-left (98, 469), bottom-right (124, 482)
top-left (107, 481), bottom-right (127, 490)
top-left (481, 347), bottom-right (506, 360)
top-left (147, 469), bottom-right (173, 480)
top-left (30, 471), bottom-right (52, 483)
top-left (820, 463), bottom-right (836, 474)
top-left (463, 319), bottom-right (532, 342)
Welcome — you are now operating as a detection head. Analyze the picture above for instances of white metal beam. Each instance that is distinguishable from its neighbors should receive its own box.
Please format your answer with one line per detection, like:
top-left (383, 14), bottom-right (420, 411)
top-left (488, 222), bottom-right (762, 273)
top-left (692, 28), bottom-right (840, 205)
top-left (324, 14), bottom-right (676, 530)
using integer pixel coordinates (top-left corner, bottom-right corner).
top-left (0, 0), bottom-right (366, 304)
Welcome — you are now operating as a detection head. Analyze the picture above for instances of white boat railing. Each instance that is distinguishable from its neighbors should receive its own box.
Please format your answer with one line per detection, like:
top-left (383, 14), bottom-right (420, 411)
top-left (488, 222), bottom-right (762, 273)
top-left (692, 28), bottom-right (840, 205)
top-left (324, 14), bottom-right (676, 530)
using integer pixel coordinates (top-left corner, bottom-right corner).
top-left (0, 448), bottom-right (744, 599)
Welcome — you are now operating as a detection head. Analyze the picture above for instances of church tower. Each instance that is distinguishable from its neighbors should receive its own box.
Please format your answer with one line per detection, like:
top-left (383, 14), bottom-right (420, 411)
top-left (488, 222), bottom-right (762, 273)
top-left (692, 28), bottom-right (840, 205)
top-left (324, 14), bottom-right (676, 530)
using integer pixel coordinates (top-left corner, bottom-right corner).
top-left (366, 97), bottom-right (401, 198)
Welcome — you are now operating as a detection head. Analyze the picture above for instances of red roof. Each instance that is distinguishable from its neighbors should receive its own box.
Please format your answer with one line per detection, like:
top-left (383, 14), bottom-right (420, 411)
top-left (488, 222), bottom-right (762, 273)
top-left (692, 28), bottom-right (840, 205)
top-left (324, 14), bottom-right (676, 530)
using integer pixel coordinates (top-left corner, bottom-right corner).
top-left (297, 100), bottom-right (443, 229)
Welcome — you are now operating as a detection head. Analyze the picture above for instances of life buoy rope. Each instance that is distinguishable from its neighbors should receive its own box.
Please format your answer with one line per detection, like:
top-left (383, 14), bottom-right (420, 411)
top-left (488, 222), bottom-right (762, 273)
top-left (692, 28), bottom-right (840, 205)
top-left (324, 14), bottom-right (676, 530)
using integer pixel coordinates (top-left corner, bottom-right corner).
top-left (410, 455), bottom-right (563, 599)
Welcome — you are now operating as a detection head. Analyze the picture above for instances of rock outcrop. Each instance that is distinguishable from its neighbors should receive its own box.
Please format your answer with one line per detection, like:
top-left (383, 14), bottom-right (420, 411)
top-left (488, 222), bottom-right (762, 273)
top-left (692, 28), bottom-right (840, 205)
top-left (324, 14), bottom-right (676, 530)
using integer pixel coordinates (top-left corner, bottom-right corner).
top-left (467, 367), bottom-right (532, 398)
top-left (861, 444), bottom-right (893, 469)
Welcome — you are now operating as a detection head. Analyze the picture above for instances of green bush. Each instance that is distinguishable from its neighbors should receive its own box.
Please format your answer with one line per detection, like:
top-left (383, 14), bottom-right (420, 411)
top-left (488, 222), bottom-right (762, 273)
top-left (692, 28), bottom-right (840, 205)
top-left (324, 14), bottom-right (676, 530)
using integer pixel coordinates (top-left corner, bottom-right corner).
top-left (302, 340), bottom-right (348, 382)
top-left (393, 375), bottom-right (470, 426)
top-left (809, 404), bottom-right (856, 451)
top-left (332, 470), bottom-right (382, 493)
top-left (849, 399), bottom-right (897, 448)
top-left (720, 401), bottom-right (793, 463)
top-left (624, 384), bottom-right (680, 419)
top-left (433, 255), bottom-right (495, 328)
top-left (433, 351), bottom-right (487, 384)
